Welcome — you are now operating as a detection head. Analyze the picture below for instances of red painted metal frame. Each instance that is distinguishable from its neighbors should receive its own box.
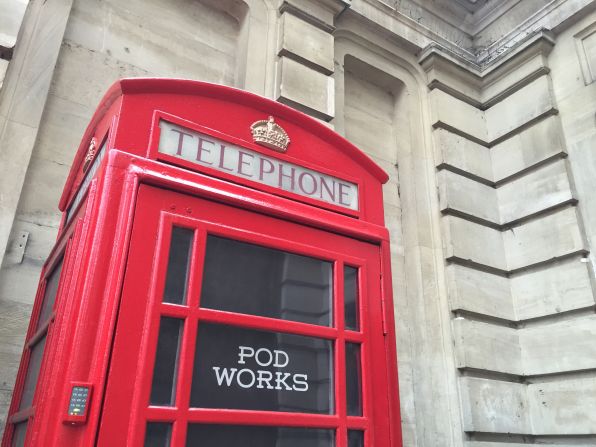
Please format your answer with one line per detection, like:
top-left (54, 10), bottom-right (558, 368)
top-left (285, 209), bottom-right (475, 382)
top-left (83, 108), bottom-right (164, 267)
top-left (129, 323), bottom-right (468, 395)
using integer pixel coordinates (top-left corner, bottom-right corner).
top-left (98, 185), bottom-right (383, 446)
top-left (1, 78), bottom-right (403, 447)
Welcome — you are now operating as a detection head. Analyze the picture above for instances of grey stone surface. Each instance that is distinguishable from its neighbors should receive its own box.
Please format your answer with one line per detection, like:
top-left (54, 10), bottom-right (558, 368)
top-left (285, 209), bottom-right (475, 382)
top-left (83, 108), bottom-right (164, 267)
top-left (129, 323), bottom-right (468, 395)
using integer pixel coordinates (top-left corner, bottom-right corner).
top-left (529, 377), bottom-right (596, 434)
top-left (433, 128), bottom-right (493, 182)
top-left (504, 207), bottom-right (586, 271)
top-left (512, 257), bottom-right (595, 321)
top-left (522, 314), bottom-right (596, 375)
top-left (485, 75), bottom-right (555, 142)
top-left (454, 318), bottom-right (522, 375)
top-left (438, 170), bottom-right (499, 224)
top-left (446, 264), bottom-right (515, 320)
top-left (276, 56), bottom-right (334, 119)
top-left (278, 12), bottom-right (334, 74)
top-left (460, 377), bottom-right (530, 433)
top-left (443, 215), bottom-right (506, 271)
top-left (430, 88), bottom-right (487, 143)
top-left (0, 0), bottom-right (28, 49)
top-left (497, 159), bottom-right (574, 224)
top-left (491, 115), bottom-right (566, 182)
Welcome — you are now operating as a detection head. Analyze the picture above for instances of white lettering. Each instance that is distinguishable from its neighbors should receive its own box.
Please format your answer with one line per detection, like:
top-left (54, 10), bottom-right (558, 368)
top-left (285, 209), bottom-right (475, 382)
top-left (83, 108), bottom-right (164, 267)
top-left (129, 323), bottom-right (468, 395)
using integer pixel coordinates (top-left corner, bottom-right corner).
top-left (211, 345), bottom-right (311, 393)
top-left (212, 367), bottom-right (237, 386)
top-left (237, 368), bottom-right (256, 388)
top-left (238, 346), bottom-right (254, 364)
top-left (256, 370), bottom-right (275, 389)
top-left (293, 374), bottom-right (309, 392)
top-left (274, 372), bottom-right (293, 391)
top-left (274, 350), bottom-right (289, 368)
top-left (255, 348), bottom-right (273, 367)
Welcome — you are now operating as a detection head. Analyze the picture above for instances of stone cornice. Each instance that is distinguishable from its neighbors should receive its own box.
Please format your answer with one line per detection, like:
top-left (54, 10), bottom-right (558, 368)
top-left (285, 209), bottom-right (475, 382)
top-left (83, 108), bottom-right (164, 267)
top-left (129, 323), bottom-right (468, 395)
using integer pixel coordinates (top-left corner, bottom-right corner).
top-left (419, 30), bottom-right (555, 109)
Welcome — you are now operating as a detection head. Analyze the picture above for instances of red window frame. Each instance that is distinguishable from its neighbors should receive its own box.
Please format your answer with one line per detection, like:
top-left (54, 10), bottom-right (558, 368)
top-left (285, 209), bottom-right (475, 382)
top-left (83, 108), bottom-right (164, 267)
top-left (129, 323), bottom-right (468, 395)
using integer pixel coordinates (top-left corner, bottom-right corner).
top-left (5, 215), bottom-right (85, 446)
top-left (98, 184), bottom-right (390, 447)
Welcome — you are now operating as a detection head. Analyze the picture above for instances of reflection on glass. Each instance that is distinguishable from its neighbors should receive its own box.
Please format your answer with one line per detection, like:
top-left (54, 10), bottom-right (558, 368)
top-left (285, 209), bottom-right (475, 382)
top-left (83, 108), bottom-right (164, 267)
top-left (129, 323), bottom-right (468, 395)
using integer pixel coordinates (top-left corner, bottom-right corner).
top-left (201, 236), bottom-right (332, 326)
top-left (191, 323), bottom-right (334, 414)
top-left (11, 421), bottom-right (27, 447)
top-left (150, 318), bottom-right (183, 406)
top-left (37, 260), bottom-right (64, 329)
top-left (185, 424), bottom-right (334, 447)
top-left (163, 227), bottom-right (193, 304)
top-left (346, 343), bottom-right (362, 416)
top-left (344, 266), bottom-right (359, 331)
top-left (145, 422), bottom-right (171, 447)
top-left (348, 430), bottom-right (364, 447)
top-left (19, 336), bottom-right (47, 410)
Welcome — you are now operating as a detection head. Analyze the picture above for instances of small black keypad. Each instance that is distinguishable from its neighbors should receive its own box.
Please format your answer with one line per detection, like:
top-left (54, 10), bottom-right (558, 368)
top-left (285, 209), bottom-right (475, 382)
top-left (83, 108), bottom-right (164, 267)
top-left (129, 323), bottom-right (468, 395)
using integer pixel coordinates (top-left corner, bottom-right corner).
top-left (68, 386), bottom-right (89, 416)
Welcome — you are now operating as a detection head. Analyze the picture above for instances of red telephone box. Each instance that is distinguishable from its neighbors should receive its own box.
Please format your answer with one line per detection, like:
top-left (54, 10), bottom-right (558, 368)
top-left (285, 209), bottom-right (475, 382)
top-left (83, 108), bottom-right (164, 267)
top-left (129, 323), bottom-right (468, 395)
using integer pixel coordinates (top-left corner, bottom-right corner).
top-left (2, 79), bottom-right (402, 447)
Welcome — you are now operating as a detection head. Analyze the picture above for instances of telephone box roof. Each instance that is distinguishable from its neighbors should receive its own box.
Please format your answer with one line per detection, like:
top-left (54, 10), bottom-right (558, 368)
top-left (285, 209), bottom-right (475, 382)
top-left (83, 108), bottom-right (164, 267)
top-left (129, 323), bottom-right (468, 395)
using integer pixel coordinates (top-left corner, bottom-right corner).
top-left (61, 78), bottom-right (389, 211)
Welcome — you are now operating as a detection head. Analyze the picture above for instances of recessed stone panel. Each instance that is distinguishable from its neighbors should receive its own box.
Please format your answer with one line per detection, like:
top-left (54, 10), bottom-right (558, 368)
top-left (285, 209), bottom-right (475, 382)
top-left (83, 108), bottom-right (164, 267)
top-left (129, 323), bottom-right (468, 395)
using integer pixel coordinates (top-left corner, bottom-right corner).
top-left (486, 76), bottom-right (555, 143)
top-left (491, 116), bottom-right (566, 182)
top-left (512, 257), bottom-right (594, 321)
top-left (504, 207), bottom-right (586, 271)
top-left (438, 170), bottom-right (499, 224)
top-left (498, 160), bottom-right (574, 224)
top-left (454, 318), bottom-right (521, 375)
top-left (522, 314), bottom-right (596, 376)
top-left (433, 128), bottom-right (493, 182)
top-left (460, 377), bottom-right (530, 433)
top-left (446, 264), bottom-right (514, 320)
top-left (277, 57), bottom-right (334, 120)
top-left (443, 216), bottom-right (506, 271)
top-left (278, 13), bottom-right (334, 74)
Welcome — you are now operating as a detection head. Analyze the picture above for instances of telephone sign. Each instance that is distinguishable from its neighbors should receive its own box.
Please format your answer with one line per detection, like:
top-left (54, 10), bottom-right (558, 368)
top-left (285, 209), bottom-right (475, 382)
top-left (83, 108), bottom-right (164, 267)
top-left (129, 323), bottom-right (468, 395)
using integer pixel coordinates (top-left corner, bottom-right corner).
top-left (158, 119), bottom-right (359, 210)
top-left (2, 79), bottom-right (402, 447)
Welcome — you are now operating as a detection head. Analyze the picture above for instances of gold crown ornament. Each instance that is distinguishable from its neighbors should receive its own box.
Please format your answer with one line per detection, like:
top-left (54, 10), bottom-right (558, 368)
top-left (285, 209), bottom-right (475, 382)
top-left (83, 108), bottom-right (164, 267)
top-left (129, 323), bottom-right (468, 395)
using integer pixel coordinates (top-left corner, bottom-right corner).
top-left (250, 116), bottom-right (290, 152)
top-left (82, 138), bottom-right (97, 173)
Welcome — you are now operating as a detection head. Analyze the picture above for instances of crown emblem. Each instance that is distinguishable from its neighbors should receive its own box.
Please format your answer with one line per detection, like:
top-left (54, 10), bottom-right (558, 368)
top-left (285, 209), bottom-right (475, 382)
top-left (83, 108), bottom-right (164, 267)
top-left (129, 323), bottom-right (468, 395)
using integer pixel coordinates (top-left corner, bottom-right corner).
top-left (250, 116), bottom-right (290, 152)
top-left (82, 138), bottom-right (97, 173)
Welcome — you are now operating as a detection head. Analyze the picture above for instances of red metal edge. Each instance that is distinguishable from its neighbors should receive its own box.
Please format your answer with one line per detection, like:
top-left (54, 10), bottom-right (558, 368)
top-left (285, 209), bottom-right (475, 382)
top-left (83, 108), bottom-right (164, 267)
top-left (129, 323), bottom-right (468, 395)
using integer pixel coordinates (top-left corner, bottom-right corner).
top-left (380, 240), bottom-right (403, 446)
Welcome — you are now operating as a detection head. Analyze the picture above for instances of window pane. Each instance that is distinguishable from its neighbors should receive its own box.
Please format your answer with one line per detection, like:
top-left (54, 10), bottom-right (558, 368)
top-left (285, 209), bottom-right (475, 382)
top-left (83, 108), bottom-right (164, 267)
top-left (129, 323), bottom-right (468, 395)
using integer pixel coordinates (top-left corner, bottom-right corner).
top-left (186, 425), bottom-right (334, 447)
top-left (344, 266), bottom-right (359, 331)
top-left (11, 422), bottom-right (27, 447)
top-left (163, 227), bottom-right (193, 304)
top-left (19, 335), bottom-right (47, 410)
top-left (345, 343), bottom-right (362, 416)
top-left (37, 259), bottom-right (64, 329)
top-left (201, 236), bottom-right (332, 326)
top-left (348, 430), bottom-right (364, 447)
top-left (150, 318), bottom-right (183, 405)
top-left (191, 323), bottom-right (333, 414)
top-left (145, 422), bottom-right (172, 447)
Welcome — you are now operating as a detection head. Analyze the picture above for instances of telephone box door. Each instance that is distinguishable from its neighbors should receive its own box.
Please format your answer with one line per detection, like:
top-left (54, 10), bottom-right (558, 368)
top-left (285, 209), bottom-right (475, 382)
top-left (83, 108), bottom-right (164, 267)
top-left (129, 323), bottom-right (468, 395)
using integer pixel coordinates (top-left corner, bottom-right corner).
top-left (97, 185), bottom-right (392, 447)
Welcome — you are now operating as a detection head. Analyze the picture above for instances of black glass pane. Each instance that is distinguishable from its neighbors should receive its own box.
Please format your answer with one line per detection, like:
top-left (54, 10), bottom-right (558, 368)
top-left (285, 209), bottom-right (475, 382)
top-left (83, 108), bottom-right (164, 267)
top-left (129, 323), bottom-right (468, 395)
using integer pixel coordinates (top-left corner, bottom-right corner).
top-left (163, 227), bottom-right (193, 304)
top-left (201, 236), bottom-right (332, 326)
top-left (348, 430), bottom-right (364, 447)
top-left (145, 422), bottom-right (171, 447)
top-left (37, 259), bottom-right (64, 328)
top-left (191, 323), bottom-right (333, 414)
top-left (344, 266), bottom-right (359, 331)
top-left (150, 318), bottom-right (183, 405)
top-left (186, 424), bottom-right (334, 447)
top-left (11, 422), bottom-right (27, 447)
top-left (346, 343), bottom-right (362, 416)
top-left (19, 335), bottom-right (47, 410)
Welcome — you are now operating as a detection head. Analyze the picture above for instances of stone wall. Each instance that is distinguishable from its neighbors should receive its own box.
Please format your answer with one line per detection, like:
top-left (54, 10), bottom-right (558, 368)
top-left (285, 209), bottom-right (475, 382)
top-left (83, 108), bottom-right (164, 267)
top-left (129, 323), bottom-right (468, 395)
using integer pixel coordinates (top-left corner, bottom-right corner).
top-left (0, 0), bottom-right (595, 445)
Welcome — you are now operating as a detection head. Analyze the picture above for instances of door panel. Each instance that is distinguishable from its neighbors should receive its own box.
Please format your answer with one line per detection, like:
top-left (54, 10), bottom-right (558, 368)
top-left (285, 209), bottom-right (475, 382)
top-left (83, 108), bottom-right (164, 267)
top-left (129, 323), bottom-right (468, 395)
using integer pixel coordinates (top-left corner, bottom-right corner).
top-left (98, 185), bottom-right (388, 447)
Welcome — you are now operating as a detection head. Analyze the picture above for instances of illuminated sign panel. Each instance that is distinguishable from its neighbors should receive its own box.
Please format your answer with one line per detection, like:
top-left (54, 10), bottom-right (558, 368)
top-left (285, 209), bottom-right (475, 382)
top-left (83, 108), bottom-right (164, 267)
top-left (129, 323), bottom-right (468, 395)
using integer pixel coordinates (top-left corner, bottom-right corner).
top-left (158, 120), bottom-right (359, 210)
